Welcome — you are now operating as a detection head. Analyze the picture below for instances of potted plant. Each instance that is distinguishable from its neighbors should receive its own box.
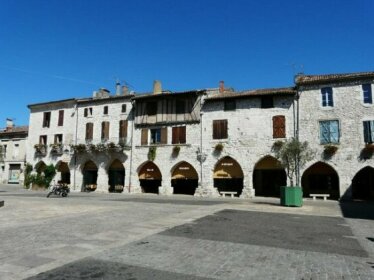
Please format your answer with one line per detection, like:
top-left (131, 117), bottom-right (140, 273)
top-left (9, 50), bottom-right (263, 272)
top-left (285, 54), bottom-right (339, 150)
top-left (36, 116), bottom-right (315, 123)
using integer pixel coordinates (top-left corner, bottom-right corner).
top-left (323, 144), bottom-right (338, 159)
top-left (214, 143), bottom-right (224, 153)
top-left (34, 144), bottom-right (47, 155)
top-left (172, 145), bottom-right (180, 157)
top-left (70, 144), bottom-right (87, 154)
top-left (50, 143), bottom-right (63, 155)
top-left (273, 137), bottom-right (314, 207)
top-left (360, 143), bottom-right (374, 160)
top-left (148, 146), bottom-right (157, 161)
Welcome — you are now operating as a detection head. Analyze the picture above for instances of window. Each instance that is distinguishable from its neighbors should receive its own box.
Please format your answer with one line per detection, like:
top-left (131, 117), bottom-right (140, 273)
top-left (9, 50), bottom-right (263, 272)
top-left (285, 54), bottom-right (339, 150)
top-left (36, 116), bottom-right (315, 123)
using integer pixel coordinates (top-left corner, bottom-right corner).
top-left (319, 120), bottom-right (339, 144)
top-left (121, 104), bottom-right (127, 113)
top-left (261, 96), bottom-right (273, 108)
top-left (363, 121), bottom-right (374, 143)
top-left (176, 100), bottom-right (185, 114)
top-left (224, 100), bottom-right (236, 111)
top-left (362, 84), bottom-right (373, 104)
top-left (54, 134), bottom-right (63, 144)
top-left (84, 107), bottom-right (93, 117)
top-left (85, 123), bottom-right (93, 141)
top-left (150, 128), bottom-right (167, 144)
top-left (39, 135), bottom-right (47, 145)
top-left (103, 106), bottom-right (108, 115)
top-left (2, 145), bottom-right (7, 157)
top-left (172, 126), bottom-right (186, 144)
top-left (43, 112), bottom-right (51, 127)
top-left (272, 115), bottom-right (286, 138)
top-left (119, 120), bottom-right (128, 140)
top-left (321, 87), bottom-right (334, 107)
top-left (213, 120), bottom-right (228, 139)
top-left (13, 143), bottom-right (19, 158)
top-left (146, 102), bottom-right (157, 116)
top-left (58, 110), bottom-right (64, 126)
top-left (101, 122), bottom-right (110, 141)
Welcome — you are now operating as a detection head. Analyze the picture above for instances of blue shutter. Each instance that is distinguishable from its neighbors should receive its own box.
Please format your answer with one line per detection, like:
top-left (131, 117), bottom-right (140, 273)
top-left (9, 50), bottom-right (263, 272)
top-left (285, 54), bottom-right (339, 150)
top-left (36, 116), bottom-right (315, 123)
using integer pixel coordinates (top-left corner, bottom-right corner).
top-left (329, 120), bottom-right (339, 143)
top-left (328, 88), bottom-right (334, 107)
top-left (321, 88), bottom-right (327, 107)
top-left (371, 121), bottom-right (374, 143)
top-left (363, 121), bottom-right (371, 143)
top-left (320, 121), bottom-right (330, 144)
top-left (362, 84), bottom-right (373, 104)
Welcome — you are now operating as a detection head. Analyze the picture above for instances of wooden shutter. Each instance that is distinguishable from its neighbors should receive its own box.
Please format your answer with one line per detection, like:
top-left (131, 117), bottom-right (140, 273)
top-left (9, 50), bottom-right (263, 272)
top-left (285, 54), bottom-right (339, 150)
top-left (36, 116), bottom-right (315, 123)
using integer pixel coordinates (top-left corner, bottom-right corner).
top-left (58, 110), bottom-right (64, 126)
top-left (86, 123), bottom-right (93, 140)
top-left (141, 128), bottom-right (148, 145)
top-left (213, 120), bottom-right (220, 139)
top-left (172, 127), bottom-right (179, 144)
top-left (119, 120), bottom-right (128, 139)
top-left (320, 121), bottom-right (330, 144)
top-left (221, 120), bottom-right (228, 139)
top-left (161, 127), bottom-right (167, 144)
top-left (84, 108), bottom-right (88, 117)
top-left (273, 115), bottom-right (285, 138)
top-left (105, 122), bottom-right (110, 140)
top-left (330, 120), bottom-right (339, 143)
top-left (179, 126), bottom-right (186, 143)
top-left (172, 126), bottom-right (186, 144)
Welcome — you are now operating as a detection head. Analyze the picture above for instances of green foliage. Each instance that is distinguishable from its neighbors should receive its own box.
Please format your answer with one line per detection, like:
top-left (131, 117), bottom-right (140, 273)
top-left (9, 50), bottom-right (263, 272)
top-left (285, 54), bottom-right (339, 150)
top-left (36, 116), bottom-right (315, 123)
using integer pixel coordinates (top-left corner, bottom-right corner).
top-left (44, 164), bottom-right (56, 186)
top-left (148, 146), bottom-right (157, 161)
top-left (273, 137), bottom-right (314, 186)
top-left (214, 143), bottom-right (224, 152)
top-left (29, 164), bottom-right (56, 188)
top-left (70, 144), bottom-right (87, 153)
top-left (172, 145), bottom-right (180, 157)
top-left (24, 163), bottom-right (33, 188)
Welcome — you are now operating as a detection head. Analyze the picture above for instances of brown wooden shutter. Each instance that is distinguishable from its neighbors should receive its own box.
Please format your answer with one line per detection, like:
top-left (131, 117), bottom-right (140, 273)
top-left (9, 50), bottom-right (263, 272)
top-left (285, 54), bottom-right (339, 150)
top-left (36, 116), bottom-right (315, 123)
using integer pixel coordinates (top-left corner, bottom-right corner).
top-left (213, 120), bottom-right (219, 139)
top-left (273, 115), bottom-right (286, 138)
top-left (141, 128), bottom-right (148, 145)
top-left (119, 120), bottom-right (128, 139)
top-left (213, 120), bottom-right (227, 139)
top-left (222, 120), bottom-right (228, 139)
top-left (86, 123), bottom-right (93, 140)
top-left (58, 110), bottom-right (64, 126)
top-left (105, 122), bottom-right (110, 140)
top-left (172, 127), bottom-right (178, 144)
top-left (161, 127), bottom-right (168, 144)
top-left (179, 126), bottom-right (186, 143)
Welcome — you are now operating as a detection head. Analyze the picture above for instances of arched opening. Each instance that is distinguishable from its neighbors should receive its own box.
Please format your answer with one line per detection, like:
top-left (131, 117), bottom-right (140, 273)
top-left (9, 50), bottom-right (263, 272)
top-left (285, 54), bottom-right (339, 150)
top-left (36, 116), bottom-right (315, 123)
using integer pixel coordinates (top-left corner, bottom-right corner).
top-left (171, 161), bottom-right (198, 195)
top-left (301, 162), bottom-right (339, 200)
top-left (352, 166), bottom-right (374, 200)
top-left (138, 161), bottom-right (162, 194)
top-left (55, 161), bottom-right (70, 184)
top-left (213, 157), bottom-right (244, 196)
top-left (253, 156), bottom-right (286, 197)
top-left (35, 161), bottom-right (46, 174)
top-left (108, 159), bottom-right (125, 193)
top-left (82, 160), bottom-right (98, 190)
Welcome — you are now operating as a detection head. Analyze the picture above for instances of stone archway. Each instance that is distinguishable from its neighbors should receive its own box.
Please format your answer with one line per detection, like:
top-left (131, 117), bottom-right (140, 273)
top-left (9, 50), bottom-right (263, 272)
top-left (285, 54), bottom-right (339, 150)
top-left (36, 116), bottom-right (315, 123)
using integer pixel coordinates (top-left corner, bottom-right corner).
top-left (55, 161), bottom-right (70, 184)
top-left (352, 166), bottom-right (374, 200)
top-left (171, 161), bottom-right (198, 195)
top-left (253, 156), bottom-right (286, 197)
top-left (213, 156), bottom-right (244, 196)
top-left (301, 162), bottom-right (339, 200)
top-left (35, 161), bottom-right (46, 174)
top-left (138, 161), bottom-right (162, 194)
top-left (82, 160), bottom-right (98, 190)
top-left (108, 159), bottom-right (125, 193)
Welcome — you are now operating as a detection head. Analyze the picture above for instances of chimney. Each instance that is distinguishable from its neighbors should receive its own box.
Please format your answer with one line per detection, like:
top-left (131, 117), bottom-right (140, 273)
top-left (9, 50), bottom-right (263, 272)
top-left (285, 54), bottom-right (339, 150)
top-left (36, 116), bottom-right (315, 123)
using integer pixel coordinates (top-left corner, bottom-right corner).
top-left (6, 118), bottom-right (13, 131)
top-left (219, 81), bottom-right (225, 93)
top-left (121, 85), bottom-right (128, 95)
top-left (115, 81), bottom-right (121, 96)
top-left (153, 80), bottom-right (162, 94)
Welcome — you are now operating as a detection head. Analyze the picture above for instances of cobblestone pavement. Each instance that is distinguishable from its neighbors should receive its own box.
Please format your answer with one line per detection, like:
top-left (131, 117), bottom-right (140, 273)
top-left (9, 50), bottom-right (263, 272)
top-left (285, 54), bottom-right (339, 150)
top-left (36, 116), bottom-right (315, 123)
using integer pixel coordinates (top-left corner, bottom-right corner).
top-left (1, 184), bottom-right (374, 279)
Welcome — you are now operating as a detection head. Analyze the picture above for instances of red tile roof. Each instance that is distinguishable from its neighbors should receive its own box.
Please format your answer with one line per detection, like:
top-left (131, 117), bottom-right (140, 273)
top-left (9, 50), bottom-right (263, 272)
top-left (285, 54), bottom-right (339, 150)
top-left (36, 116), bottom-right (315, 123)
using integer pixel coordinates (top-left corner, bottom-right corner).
top-left (295, 71), bottom-right (374, 86)
top-left (207, 87), bottom-right (296, 100)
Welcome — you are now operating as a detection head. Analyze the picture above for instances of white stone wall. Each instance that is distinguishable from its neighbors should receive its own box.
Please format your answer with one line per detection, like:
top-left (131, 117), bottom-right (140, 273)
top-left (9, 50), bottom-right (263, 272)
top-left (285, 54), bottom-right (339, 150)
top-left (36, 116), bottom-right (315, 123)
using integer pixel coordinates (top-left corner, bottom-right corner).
top-left (298, 82), bottom-right (374, 198)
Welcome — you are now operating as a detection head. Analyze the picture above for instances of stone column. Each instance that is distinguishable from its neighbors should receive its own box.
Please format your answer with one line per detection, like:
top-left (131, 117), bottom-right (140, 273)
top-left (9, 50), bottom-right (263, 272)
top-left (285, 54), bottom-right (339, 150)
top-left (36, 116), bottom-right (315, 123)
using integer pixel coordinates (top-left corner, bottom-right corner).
top-left (240, 172), bottom-right (255, 198)
top-left (159, 174), bottom-right (173, 195)
top-left (95, 163), bottom-right (109, 193)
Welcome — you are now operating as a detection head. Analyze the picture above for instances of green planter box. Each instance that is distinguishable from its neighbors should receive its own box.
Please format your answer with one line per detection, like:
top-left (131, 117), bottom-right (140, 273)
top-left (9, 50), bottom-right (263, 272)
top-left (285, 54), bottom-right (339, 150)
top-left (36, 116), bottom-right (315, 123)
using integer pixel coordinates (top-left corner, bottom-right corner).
top-left (280, 186), bottom-right (303, 207)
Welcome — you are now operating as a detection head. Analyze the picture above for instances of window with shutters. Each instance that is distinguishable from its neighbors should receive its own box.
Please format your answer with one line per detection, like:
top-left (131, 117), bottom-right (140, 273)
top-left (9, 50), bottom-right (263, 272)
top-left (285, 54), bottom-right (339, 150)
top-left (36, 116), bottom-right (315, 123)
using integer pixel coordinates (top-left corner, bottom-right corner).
top-left (176, 100), bottom-right (185, 114)
top-left (363, 120), bottom-right (374, 143)
top-left (39, 135), bottom-right (47, 145)
top-left (319, 120), bottom-right (339, 144)
top-left (85, 123), bottom-right (93, 141)
top-left (213, 120), bottom-right (228, 139)
top-left (362, 84), bottom-right (373, 104)
top-left (150, 128), bottom-right (161, 144)
top-left (321, 87), bottom-right (334, 107)
top-left (146, 102), bottom-right (157, 116)
top-left (103, 106), bottom-right (108, 115)
top-left (101, 122), bottom-right (110, 141)
top-left (58, 110), bottom-right (64, 126)
top-left (224, 100), bottom-right (236, 111)
top-left (54, 134), bottom-right (63, 144)
top-left (119, 120), bottom-right (128, 141)
top-left (121, 104), bottom-right (127, 113)
top-left (84, 107), bottom-right (93, 117)
top-left (272, 115), bottom-right (286, 138)
top-left (43, 112), bottom-right (51, 128)
top-left (172, 126), bottom-right (186, 144)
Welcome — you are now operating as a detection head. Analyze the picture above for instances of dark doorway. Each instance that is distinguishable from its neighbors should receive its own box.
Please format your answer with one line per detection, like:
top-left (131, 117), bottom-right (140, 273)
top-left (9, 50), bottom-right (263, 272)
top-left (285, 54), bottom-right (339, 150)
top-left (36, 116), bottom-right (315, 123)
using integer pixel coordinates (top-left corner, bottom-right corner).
top-left (82, 160), bottom-right (98, 191)
top-left (138, 161), bottom-right (162, 194)
top-left (171, 161), bottom-right (199, 195)
top-left (352, 167), bottom-right (374, 200)
top-left (56, 162), bottom-right (70, 184)
top-left (213, 157), bottom-right (244, 196)
top-left (108, 160), bottom-right (125, 193)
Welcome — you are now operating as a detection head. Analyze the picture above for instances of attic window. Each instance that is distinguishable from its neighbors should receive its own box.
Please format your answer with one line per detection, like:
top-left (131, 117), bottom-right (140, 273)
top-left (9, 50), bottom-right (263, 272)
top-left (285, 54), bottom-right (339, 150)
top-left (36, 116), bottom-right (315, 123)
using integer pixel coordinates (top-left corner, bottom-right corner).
top-left (261, 96), bottom-right (273, 108)
top-left (224, 100), bottom-right (236, 111)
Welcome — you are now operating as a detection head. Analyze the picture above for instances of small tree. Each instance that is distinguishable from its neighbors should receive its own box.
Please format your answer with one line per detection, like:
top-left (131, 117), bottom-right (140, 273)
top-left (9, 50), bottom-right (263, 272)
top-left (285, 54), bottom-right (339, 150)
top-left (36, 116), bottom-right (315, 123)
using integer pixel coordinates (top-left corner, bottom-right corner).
top-left (272, 138), bottom-right (314, 186)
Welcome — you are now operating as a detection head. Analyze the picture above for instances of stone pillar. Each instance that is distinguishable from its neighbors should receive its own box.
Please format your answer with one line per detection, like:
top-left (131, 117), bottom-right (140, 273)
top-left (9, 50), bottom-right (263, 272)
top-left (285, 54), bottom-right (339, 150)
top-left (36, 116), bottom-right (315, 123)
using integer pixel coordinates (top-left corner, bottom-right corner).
top-left (240, 172), bottom-right (255, 198)
top-left (159, 174), bottom-right (173, 195)
top-left (70, 166), bottom-right (83, 192)
top-left (95, 164), bottom-right (109, 193)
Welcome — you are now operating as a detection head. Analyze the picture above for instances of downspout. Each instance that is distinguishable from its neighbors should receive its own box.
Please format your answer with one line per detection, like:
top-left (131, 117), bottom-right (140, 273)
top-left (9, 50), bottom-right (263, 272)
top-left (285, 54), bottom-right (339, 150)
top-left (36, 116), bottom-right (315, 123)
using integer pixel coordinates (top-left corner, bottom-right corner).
top-left (128, 100), bottom-right (135, 193)
top-left (296, 85), bottom-right (300, 186)
top-left (199, 96), bottom-right (205, 188)
top-left (73, 101), bottom-right (78, 190)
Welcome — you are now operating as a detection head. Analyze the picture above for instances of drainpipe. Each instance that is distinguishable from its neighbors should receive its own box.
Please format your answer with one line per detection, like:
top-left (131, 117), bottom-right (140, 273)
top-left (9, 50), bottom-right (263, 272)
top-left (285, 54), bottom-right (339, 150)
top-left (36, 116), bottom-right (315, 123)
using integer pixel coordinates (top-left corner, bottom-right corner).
top-left (128, 100), bottom-right (135, 193)
top-left (199, 96), bottom-right (205, 188)
top-left (73, 102), bottom-right (78, 190)
top-left (296, 87), bottom-right (300, 186)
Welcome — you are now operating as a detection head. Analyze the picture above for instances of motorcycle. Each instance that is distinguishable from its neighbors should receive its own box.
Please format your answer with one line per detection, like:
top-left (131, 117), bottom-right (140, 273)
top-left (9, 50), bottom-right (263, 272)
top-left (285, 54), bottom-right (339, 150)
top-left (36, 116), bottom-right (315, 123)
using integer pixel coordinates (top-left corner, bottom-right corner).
top-left (46, 182), bottom-right (70, 198)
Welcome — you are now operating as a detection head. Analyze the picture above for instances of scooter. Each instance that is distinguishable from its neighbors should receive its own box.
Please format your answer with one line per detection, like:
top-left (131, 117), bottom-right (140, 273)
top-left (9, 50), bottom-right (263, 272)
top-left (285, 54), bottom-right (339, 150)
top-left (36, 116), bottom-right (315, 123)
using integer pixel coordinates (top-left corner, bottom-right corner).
top-left (46, 182), bottom-right (70, 198)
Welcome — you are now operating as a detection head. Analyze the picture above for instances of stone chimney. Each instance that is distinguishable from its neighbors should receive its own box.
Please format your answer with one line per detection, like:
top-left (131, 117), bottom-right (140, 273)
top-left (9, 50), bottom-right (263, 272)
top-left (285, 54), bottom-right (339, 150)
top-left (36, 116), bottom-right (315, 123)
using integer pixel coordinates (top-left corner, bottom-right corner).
top-left (6, 118), bottom-right (13, 131)
top-left (115, 81), bottom-right (121, 96)
top-left (153, 80), bottom-right (162, 94)
top-left (121, 85), bottom-right (128, 95)
top-left (219, 81), bottom-right (225, 93)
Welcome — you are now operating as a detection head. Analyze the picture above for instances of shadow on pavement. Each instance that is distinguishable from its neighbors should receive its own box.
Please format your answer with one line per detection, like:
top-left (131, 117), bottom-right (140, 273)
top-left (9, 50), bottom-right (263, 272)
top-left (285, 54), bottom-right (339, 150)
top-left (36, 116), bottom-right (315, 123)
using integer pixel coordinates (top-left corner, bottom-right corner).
top-left (339, 201), bottom-right (374, 220)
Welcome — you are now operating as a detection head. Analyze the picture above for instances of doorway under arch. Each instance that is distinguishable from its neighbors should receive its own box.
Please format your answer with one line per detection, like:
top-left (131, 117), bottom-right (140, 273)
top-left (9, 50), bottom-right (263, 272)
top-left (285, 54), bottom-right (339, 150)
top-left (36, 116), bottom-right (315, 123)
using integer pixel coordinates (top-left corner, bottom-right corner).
top-left (55, 161), bottom-right (70, 184)
top-left (82, 160), bottom-right (98, 190)
top-left (138, 161), bottom-right (162, 194)
top-left (108, 159), bottom-right (125, 193)
top-left (171, 161), bottom-right (198, 195)
top-left (352, 166), bottom-right (374, 200)
top-left (301, 162), bottom-right (340, 200)
top-left (253, 156), bottom-right (286, 197)
top-left (213, 156), bottom-right (244, 196)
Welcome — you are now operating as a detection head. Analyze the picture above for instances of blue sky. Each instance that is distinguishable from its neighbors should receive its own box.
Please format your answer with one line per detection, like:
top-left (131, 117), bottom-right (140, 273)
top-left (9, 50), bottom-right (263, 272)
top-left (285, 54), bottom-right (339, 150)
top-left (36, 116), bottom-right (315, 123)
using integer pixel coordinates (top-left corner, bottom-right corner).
top-left (0, 0), bottom-right (373, 126)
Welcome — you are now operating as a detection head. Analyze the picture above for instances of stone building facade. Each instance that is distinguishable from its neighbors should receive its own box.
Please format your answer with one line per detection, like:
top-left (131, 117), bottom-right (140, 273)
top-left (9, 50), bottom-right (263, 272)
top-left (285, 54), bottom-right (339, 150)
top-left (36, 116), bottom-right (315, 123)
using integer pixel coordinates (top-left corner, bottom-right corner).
top-left (25, 72), bottom-right (374, 200)
top-left (0, 119), bottom-right (28, 184)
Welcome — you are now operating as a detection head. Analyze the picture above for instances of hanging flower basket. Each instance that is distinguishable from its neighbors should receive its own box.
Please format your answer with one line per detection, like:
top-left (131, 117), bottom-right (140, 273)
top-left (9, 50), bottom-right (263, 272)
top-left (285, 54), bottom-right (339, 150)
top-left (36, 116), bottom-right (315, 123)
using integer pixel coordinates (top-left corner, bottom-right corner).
top-left (323, 144), bottom-right (338, 156)
top-left (172, 145), bottom-right (180, 157)
top-left (214, 143), bottom-right (224, 152)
